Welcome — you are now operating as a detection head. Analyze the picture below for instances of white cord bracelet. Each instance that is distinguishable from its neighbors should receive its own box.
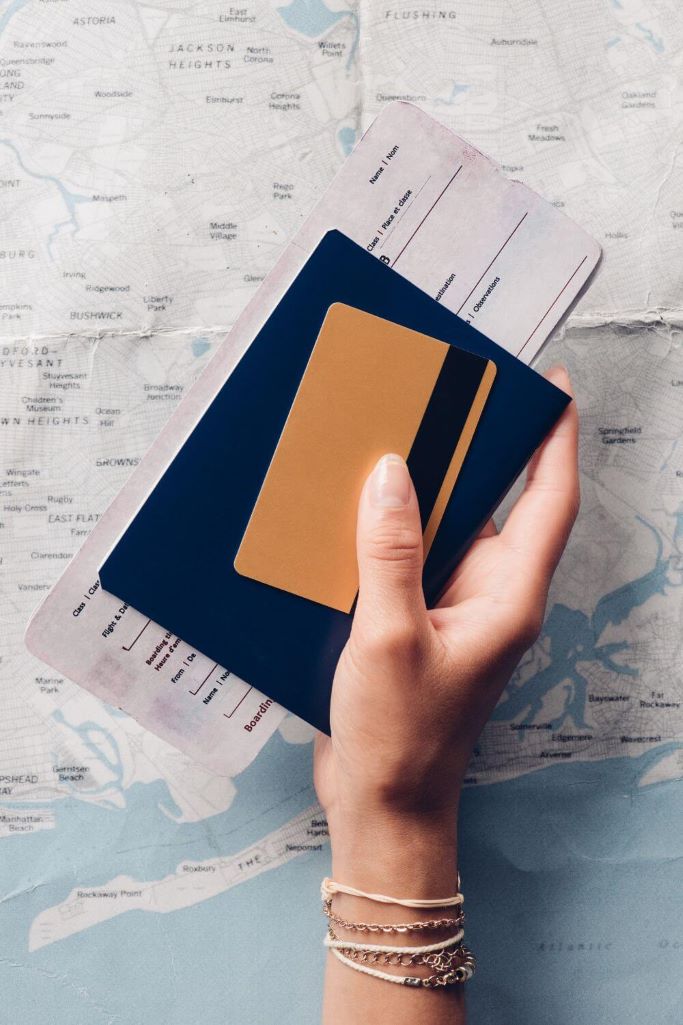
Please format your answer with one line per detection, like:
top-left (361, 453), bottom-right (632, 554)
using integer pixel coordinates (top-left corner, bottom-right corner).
top-left (321, 877), bottom-right (464, 909)
top-left (328, 946), bottom-right (475, 988)
top-left (324, 929), bottom-right (464, 956)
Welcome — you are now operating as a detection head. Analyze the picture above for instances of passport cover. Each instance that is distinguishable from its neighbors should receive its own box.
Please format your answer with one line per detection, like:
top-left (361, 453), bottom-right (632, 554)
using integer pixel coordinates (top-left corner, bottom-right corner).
top-left (99, 230), bottom-right (571, 735)
top-left (234, 303), bottom-right (496, 612)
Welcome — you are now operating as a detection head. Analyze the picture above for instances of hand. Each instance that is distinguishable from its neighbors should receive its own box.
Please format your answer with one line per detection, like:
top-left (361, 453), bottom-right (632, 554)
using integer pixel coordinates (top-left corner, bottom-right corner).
top-left (314, 367), bottom-right (579, 885)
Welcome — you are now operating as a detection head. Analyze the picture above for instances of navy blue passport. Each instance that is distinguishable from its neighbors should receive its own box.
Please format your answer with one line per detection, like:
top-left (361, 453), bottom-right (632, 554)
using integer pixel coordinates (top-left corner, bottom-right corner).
top-left (100, 231), bottom-right (570, 734)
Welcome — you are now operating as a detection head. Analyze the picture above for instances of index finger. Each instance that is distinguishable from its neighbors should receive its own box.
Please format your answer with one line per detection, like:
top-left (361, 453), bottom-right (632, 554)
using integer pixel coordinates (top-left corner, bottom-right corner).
top-left (500, 366), bottom-right (580, 584)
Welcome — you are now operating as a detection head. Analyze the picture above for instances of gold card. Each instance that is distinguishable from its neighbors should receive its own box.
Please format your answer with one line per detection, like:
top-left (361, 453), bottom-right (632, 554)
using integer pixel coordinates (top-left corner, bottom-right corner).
top-left (234, 303), bottom-right (496, 612)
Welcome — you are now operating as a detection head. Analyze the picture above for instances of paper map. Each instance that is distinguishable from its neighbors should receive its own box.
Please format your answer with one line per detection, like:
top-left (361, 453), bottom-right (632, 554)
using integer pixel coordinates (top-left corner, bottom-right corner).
top-left (1, 2), bottom-right (681, 1023)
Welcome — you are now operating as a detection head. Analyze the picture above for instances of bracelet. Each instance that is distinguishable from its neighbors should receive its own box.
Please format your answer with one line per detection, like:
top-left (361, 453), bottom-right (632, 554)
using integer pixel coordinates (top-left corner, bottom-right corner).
top-left (323, 899), bottom-right (464, 935)
top-left (321, 877), bottom-right (464, 909)
top-left (328, 944), bottom-right (476, 988)
top-left (331, 943), bottom-right (466, 970)
top-left (325, 928), bottom-right (465, 956)
top-left (321, 875), bottom-right (475, 989)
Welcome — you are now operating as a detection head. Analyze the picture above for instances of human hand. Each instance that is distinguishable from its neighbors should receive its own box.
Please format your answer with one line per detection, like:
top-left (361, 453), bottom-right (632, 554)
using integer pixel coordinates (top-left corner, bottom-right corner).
top-left (314, 367), bottom-right (579, 887)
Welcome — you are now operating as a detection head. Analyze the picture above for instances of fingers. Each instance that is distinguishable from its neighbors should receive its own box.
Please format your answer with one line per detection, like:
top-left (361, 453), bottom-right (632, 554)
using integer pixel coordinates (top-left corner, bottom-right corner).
top-left (354, 454), bottom-right (428, 634)
top-left (501, 366), bottom-right (580, 584)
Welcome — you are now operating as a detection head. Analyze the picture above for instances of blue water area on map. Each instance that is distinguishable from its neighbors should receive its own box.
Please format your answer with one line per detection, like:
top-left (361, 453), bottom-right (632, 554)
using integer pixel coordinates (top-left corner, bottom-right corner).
top-left (337, 126), bottom-right (356, 156)
top-left (493, 511), bottom-right (681, 732)
top-left (1, 732), bottom-right (682, 1024)
top-left (0, 0), bottom-right (29, 37)
top-left (436, 82), bottom-right (470, 105)
top-left (191, 336), bottom-right (211, 358)
top-left (277, 0), bottom-right (359, 67)
top-left (0, 139), bottom-right (92, 258)
top-left (636, 23), bottom-right (665, 52)
top-left (277, 0), bottom-right (348, 37)
top-left (52, 709), bottom-right (126, 799)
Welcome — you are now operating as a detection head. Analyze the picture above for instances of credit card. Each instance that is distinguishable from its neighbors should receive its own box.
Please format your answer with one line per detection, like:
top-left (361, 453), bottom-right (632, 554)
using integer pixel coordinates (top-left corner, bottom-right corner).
top-left (234, 304), bottom-right (496, 611)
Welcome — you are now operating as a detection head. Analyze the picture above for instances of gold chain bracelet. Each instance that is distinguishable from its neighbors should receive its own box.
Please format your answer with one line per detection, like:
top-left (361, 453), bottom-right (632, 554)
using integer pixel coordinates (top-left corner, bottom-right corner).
top-left (331, 942), bottom-right (476, 988)
top-left (322, 897), bottom-right (464, 935)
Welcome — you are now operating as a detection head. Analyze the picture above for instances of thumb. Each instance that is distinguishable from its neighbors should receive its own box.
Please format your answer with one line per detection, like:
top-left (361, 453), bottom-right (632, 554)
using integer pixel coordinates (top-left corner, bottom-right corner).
top-left (354, 454), bottom-right (427, 631)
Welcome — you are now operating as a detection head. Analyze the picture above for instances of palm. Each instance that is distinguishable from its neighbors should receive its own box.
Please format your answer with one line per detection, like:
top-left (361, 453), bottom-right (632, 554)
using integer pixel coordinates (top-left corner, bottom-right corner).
top-left (434, 521), bottom-right (506, 607)
top-left (428, 524), bottom-right (532, 654)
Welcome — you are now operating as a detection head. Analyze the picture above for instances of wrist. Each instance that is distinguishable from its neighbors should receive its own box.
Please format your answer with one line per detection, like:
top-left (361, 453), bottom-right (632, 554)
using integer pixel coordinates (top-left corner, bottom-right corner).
top-left (327, 802), bottom-right (459, 898)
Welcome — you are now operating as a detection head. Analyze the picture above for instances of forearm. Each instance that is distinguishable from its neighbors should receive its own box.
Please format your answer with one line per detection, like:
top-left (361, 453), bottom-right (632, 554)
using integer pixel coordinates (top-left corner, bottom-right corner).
top-left (321, 807), bottom-right (466, 1025)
